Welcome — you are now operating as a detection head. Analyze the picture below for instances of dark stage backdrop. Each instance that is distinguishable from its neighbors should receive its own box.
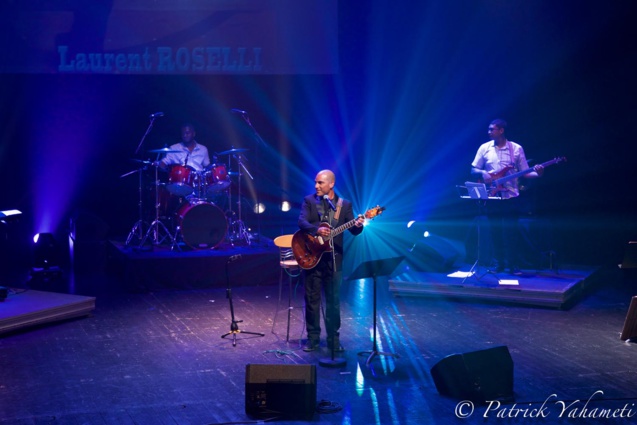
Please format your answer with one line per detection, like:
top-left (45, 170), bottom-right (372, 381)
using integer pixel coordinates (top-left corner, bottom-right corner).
top-left (0, 0), bottom-right (338, 75)
top-left (1, 1), bottom-right (637, 276)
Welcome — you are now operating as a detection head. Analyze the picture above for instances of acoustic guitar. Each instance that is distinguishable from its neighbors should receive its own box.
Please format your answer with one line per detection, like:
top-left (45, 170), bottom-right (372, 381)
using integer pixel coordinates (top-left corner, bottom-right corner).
top-left (291, 205), bottom-right (385, 270)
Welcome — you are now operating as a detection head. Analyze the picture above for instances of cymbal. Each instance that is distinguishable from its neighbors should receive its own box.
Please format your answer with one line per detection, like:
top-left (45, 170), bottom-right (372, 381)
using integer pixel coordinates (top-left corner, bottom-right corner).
top-left (217, 148), bottom-right (249, 155)
top-left (130, 158), bottom-right (152, 165)
top-left (148, 147), bottom-right (180, 153)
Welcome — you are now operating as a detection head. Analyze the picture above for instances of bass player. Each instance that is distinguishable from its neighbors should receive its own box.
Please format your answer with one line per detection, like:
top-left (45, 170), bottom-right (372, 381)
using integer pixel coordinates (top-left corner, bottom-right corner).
top-left (470, 119), bottom-right (544, 275)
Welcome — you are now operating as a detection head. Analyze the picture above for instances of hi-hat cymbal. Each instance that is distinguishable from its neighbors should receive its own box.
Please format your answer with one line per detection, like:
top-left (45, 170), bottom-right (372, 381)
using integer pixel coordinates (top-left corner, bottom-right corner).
top-left (149, 147), bottom-right (180, 153)
top-left (130, 159), bottom-right (152, 165)
top-left (217, 148), bottom-right (249, 155)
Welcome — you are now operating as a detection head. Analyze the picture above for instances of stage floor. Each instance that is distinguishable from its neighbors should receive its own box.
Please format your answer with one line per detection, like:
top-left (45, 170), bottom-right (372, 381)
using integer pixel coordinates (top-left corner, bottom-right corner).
top-left (2, 265), bottom-right (637, 425)
top-left (389, 265), bottom-right (599, 309)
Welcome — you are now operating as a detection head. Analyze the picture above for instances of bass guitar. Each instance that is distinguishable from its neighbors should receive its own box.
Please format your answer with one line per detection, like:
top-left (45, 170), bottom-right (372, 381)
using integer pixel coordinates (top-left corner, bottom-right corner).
top-left (483, 156), bottom-right (566, 196)
top-left (291, 205), bottom-right (385, 270)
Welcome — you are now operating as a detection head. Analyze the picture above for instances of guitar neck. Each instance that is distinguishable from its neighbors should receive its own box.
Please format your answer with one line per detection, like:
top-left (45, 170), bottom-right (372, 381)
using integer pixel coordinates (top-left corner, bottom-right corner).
top-left (326, 217), bottom-right (359, 240)
top-left (494, 157), bottom-right (562, 185)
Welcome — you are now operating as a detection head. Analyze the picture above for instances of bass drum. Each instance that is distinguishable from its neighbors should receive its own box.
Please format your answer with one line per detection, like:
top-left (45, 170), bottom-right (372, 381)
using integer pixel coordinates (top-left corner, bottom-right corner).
top-left (176, 202), bottom-right (227, 249)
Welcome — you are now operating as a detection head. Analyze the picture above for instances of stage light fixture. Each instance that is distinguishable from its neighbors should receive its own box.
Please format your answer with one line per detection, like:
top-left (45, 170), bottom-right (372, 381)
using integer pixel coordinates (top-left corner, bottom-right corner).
top-left (406, 220), bottom-right (428, 238)
top-left (33, 232), bottom-right (60, 270)
top-left (280, 201), bottom-right (291, 212)
top-left (253, 203), bottom-right (266, 214)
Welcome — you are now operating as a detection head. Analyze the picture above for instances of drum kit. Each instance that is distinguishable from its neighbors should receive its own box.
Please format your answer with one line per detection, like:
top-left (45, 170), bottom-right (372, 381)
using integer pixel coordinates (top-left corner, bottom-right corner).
top-left (124, 147), bottom-right (253, 250)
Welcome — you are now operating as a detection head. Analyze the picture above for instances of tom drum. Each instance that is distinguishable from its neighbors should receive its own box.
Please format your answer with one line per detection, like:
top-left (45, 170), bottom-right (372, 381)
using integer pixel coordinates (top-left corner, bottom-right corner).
top-left (204, 164), bottom-right (231, 195)
top-left (167, 165), bottom-right (196, 197)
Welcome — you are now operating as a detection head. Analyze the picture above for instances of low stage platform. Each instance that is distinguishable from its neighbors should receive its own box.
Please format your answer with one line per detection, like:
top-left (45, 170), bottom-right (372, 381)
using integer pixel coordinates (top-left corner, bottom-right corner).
top-left (0, 289), bottom-right (96, 335)
top-left (388, 265), bottom-right (600, 309)
top-left (107, 239), bottom-right (280, 291)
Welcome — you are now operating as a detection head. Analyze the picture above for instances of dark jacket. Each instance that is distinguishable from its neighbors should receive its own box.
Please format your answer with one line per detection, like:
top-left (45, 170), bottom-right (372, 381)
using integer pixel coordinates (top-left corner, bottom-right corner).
top-left (298, 193), bottom-right (363, 268)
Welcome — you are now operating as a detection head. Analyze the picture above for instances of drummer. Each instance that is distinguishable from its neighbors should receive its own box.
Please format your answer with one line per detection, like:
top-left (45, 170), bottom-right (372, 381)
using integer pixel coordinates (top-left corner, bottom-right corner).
top-left (155, 123), bottom-right (212, 172)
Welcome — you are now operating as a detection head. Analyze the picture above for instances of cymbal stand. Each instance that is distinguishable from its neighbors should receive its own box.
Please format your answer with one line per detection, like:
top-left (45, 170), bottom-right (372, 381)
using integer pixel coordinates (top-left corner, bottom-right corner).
top-left (125, 114), bottom-right (159, 247)
top-left (140, 164), bottom-right (178, 250)
top-left (229, 153), bottom-right (253, 245)
top-left (225, 155), bottom-right (234, 221)
top-left (124, 162), bottom-right (148, 247)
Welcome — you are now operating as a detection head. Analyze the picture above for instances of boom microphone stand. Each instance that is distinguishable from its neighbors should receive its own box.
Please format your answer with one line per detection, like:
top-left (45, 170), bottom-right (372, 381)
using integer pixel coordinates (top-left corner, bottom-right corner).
top-left (231, 109), bottom-right (266, 243)
top-left (125, 113), bottom-right (162, 247)
top-left (221, 254), bottom-right (264, 346)
top-left (232, 153), bottom-right (253, 245)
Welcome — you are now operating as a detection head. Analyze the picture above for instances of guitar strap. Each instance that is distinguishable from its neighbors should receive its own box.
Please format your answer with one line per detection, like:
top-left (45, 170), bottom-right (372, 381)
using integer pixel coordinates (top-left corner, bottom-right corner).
top-left (507, 141), bottom-right (516, 171)
top-left (334, 198), bottom-right (343, 221)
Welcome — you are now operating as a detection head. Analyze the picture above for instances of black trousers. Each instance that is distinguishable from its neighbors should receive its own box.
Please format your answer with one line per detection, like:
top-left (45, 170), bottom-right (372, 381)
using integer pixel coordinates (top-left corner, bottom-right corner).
top-left (304, 257), bottom-right (342, 344)
top-left (485, 197), bottom-right (523, 268)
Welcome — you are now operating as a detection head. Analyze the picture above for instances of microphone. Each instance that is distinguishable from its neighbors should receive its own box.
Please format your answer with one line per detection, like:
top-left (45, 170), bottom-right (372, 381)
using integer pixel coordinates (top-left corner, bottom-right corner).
top-left (149, 112), bottom-right (164, 118)
top-left (323, 195), bottom-right (336, 212)
top-left (230, 109), bottom-right (247, 115)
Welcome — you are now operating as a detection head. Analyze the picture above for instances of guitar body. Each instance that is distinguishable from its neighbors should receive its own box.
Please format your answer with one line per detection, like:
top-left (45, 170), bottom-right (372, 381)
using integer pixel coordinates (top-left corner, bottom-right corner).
top-left (291, 223), bottom-right (333, 270)
top-left (480, 165), bottom-right (514, 196)
top-left (485, 165), bottom-right (514, 181)
top-left (291, 205), bottom-right (386, 270)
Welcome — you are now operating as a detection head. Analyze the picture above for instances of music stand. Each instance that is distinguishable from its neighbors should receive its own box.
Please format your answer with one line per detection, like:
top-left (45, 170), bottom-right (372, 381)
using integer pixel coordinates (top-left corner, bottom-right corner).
top-left (458, 182), bottom-right (501, 283)
top-left (347, 256), bottom-right (404, 367)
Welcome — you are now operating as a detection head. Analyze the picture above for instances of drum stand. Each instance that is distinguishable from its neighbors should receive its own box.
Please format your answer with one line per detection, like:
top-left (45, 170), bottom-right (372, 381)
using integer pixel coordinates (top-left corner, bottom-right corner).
top-left (140, 164), bottom-right (179, 250)
top-left (228, 153), bottom-right (253, 245)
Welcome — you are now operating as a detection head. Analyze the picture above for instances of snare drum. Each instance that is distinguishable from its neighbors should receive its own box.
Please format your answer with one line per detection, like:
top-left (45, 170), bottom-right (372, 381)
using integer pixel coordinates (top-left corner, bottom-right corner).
top-left (176, 202), bottom-right (227, 249)
top-left (204, 164), bottom-right (231, 195)
top-left (167, 165), bottom-right (197, 197)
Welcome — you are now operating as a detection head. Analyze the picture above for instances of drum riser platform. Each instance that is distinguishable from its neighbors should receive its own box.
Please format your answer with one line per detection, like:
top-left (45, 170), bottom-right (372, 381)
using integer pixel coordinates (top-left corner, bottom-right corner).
top-left (107, 241), bottom-right (279, 291)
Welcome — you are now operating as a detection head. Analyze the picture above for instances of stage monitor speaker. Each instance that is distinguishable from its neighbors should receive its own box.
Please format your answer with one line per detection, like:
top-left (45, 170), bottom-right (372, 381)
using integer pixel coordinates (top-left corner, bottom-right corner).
top-left (620, 296), bottom-right (637, 341)
top-left (620, 242), bottom-right (637, 269)
top-left (430, 346), bottom-right (514, 404)
top-left (407, 235), bottom-right (460, 272)
top-left (245, 364), bottom-right (317, 420)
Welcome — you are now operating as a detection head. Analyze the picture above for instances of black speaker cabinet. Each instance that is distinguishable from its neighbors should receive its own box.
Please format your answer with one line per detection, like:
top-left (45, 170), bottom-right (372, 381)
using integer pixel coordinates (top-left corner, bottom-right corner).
top-left (620, 296), bottom-right (637, 341)
top-left (245, 364), bottom-right (317, 420)
top-left (431, 346), bottom-right (514, 404)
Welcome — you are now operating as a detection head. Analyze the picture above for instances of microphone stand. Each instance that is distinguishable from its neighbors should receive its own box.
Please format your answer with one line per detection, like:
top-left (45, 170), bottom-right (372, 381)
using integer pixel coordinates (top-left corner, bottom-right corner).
top-left (319, 208), bottom-right (346, 368)
top-left (221, 255), bottom-right (265, 347)
top-left (125, 115), bottom-right (158, 247)
top-left (235, 154), bottom-right (253, 245)
top-left (236, 112), bottom-right (266, 244)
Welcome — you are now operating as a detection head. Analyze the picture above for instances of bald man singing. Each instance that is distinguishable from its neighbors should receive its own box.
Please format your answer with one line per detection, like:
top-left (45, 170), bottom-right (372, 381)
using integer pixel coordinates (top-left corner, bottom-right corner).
top-left (297, 170), bottom-right (364, 353)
